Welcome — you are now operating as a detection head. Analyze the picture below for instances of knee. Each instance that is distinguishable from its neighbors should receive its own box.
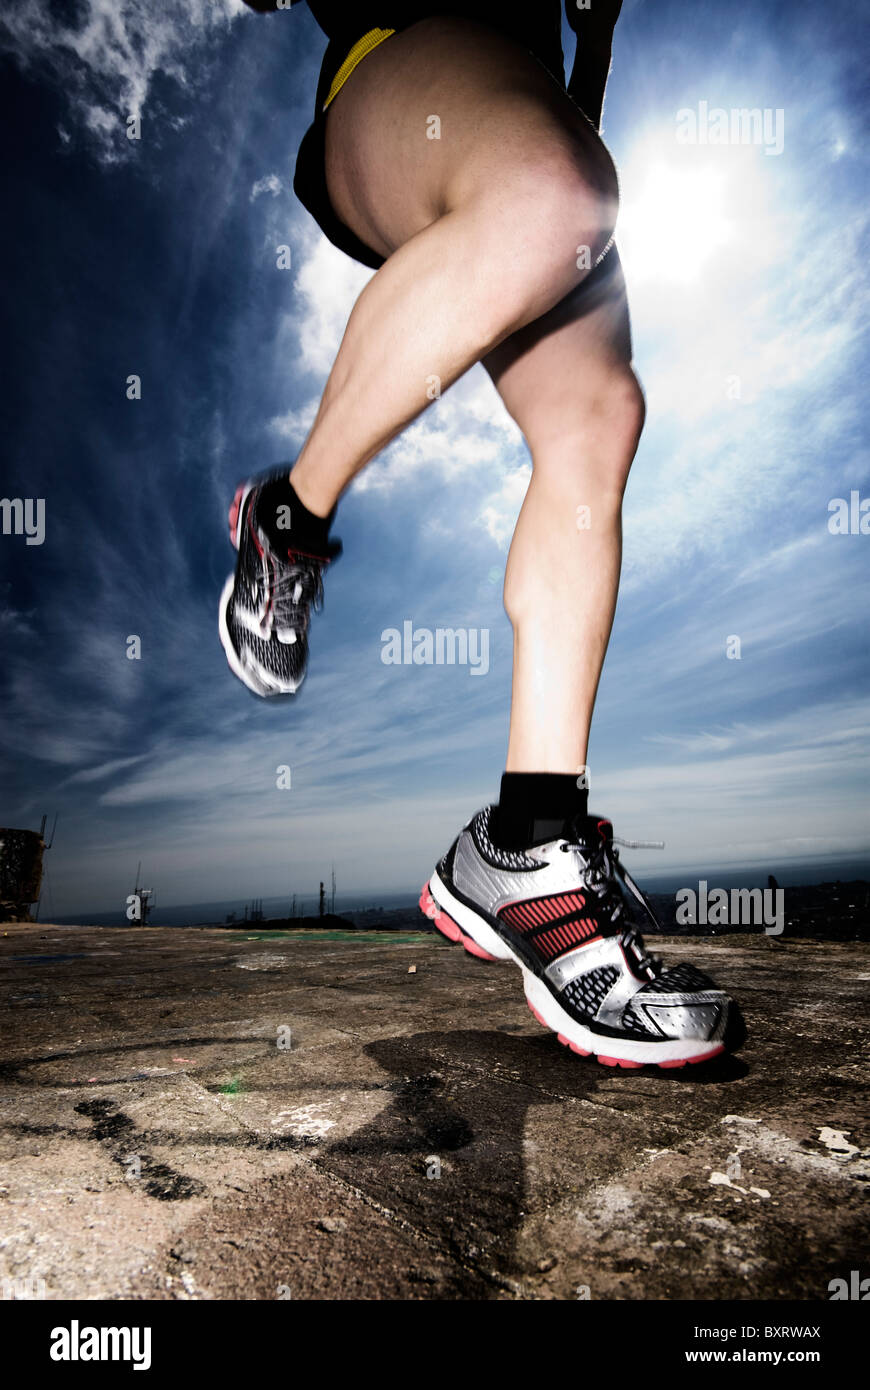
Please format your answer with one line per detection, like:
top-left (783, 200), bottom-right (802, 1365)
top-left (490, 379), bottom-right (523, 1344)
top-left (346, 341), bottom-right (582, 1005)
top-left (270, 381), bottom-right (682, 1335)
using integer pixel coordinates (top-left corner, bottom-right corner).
top-left (525, 367), bottom-right (646, 499)
top-left (596, 368), bottom-right (646, 474)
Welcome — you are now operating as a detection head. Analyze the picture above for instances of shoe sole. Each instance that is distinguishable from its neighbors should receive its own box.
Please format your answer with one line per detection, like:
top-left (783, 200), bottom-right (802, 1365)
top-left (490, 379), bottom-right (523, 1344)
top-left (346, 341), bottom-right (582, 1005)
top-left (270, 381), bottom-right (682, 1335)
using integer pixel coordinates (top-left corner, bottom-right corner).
top-left (219, 482), bottom-right (304, 697)
top-left (228, 483), bottom-right (248, 548)
top-left (420, 881), bottom-right (508, 961)
top-left (421, 870), bottom-right (726, 1070)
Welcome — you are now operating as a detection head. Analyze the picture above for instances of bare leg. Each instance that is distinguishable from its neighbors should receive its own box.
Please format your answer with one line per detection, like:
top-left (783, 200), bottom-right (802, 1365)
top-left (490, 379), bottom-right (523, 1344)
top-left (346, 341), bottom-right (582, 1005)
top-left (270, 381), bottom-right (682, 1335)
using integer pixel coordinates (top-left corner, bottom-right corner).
top-left (288, 17), bottom-right (618, 516)
top-left (287, 15), bottom-right (644, 783)
top-left (484, 259), bottom-right (645, 774)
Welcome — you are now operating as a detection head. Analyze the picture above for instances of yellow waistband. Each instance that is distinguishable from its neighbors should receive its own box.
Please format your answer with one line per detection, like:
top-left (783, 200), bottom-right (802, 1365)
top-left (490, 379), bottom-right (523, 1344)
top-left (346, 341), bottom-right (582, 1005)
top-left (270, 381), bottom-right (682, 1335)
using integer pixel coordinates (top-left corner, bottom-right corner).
top-left (323, 27), bottom-right (396, 110)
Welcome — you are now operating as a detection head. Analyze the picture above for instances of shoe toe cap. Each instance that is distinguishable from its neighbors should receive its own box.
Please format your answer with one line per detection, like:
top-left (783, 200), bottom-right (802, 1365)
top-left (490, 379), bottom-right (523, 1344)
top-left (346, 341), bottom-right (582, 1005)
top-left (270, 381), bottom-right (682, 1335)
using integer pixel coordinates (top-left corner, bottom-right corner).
top-left (628, 962), bottom-right (732, 1042)
top-left (631, 998), bottom-right (728, 1042)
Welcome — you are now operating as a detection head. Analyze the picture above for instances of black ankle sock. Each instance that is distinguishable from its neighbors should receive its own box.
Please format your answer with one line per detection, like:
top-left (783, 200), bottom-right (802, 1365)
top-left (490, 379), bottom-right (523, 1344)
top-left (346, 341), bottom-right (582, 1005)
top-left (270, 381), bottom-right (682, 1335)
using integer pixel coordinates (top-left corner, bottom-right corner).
top-left (494, 772), bottom-right (589, 849)
top-left (256, 471), bottom-right (337, 558)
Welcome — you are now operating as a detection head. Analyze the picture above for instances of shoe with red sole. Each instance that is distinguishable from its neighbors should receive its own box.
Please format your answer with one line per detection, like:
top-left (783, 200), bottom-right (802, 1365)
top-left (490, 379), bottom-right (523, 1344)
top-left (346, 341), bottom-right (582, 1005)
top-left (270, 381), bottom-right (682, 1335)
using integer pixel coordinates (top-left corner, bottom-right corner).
top-left (219, 468), bottom-right (341, 697)
top-left (421, 806), bottom-right (734, 1069)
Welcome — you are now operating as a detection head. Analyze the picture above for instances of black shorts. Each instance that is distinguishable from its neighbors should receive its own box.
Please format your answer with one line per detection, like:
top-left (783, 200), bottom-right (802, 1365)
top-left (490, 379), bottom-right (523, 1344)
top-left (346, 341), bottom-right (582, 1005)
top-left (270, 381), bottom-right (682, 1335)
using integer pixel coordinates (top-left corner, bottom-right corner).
top-left (293, 2), bottom-right (572, 269)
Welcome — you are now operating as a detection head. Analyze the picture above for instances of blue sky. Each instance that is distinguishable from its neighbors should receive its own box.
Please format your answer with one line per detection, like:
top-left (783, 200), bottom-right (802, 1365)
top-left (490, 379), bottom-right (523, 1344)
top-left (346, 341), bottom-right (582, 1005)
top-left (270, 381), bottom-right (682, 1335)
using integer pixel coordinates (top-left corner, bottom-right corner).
top-left (0, 0), bottom-right (868, 918)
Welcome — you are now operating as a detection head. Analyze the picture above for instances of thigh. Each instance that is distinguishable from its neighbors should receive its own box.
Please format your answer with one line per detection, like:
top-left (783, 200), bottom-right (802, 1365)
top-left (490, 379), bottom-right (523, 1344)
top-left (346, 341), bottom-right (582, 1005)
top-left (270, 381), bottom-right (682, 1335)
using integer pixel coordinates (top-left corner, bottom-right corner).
top-left (483, 251), bottom-right (637, 450)
top-left (323, 14), bottom-right (612, 262)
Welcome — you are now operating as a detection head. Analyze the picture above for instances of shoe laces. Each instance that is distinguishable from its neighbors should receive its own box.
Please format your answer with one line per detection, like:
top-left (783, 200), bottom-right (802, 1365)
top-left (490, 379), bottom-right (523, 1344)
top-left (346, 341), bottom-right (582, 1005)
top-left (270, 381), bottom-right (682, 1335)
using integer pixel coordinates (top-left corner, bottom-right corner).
top-left (620, 925), bottom-right (662, 980)
top-left (560, 821), bottom-right (665, 966)
top-left (559, 833), bottom-right (622, 925)
top-left (268, 553), bottom-right (325, 637)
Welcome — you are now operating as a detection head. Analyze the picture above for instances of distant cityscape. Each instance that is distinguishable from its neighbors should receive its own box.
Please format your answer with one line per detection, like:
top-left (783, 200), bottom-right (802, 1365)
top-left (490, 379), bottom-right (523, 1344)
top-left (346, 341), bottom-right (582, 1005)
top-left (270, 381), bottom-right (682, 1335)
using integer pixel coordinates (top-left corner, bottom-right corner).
top-left (645, 879), bottom-right (870, 941)
top-left (101, 878), bottom-right (870, 942)
top-left (5, 820), bottom-right (868, 941)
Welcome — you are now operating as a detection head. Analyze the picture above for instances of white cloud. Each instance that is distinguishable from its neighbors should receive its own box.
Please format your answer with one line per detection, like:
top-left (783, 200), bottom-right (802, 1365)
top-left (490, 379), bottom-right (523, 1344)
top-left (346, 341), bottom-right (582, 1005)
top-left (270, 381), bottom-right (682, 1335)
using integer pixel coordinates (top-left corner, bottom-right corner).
top-left (353, 411), bottom-right (500, 495)
top-left (0, 0), bottom-right (246, 162)
top-left (723, 531), bottom-right (825, 590)
top-left (268, 397), bottom-right (318, 444)
top-left (479, 462), bottom-right (531, 548)
top-left (250, 172), bottom-right (283, 201)
top-left (291, 232), bottom-right (372, 376)
top-left (65, 754), bottom-right (151, 785)
top-left (596, 695), bottom-right (870, 875)
top-left (347, 368), bottom-right (524, 499)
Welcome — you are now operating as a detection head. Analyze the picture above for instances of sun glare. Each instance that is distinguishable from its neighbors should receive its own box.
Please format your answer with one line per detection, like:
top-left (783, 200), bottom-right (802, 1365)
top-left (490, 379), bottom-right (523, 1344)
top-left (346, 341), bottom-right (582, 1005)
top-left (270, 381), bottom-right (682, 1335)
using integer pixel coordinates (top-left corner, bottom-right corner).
top-left (617, 158), bottom-right (734, 285)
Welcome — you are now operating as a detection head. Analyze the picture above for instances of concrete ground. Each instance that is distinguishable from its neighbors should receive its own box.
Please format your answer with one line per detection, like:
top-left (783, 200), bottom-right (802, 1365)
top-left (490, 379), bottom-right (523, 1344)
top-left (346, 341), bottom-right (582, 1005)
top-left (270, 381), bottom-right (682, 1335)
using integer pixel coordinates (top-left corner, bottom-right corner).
top-left (0, 923), bottom-right (867, 1301)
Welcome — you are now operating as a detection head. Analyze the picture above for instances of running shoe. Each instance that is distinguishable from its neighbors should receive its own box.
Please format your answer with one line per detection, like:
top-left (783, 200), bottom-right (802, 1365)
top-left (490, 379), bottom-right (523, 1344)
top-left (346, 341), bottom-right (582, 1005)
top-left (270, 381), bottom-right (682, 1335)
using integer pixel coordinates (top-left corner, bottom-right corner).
top-left (219, 470), bottom-right (341, 696)
top-left (420, 807), bottom-right (733, 1068)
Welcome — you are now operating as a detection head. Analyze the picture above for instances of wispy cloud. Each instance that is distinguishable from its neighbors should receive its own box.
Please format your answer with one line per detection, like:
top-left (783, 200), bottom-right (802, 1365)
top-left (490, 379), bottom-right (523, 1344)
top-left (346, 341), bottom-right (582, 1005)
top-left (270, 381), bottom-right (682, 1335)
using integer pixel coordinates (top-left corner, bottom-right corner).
top-left (290, 232), bottom-right (373, 377)
top-left (250, 172), bottom-right (283, 201)
top-left (0, 0), bottom-right (246, 161)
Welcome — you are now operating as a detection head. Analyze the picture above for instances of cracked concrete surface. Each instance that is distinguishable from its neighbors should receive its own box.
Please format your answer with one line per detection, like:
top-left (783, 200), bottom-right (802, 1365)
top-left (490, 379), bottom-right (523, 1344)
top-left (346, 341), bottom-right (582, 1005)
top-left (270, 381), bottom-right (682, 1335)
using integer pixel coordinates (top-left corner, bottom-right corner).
top-left (0, 924), bottom-right (867, 1300)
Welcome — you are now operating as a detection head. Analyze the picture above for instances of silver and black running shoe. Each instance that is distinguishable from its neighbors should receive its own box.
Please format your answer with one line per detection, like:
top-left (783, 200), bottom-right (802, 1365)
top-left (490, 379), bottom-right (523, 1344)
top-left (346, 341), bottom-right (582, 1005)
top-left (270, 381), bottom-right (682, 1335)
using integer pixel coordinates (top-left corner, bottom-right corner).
top-left (421, 808), bottom-right (734, 1069)
top-left (219, 471), bottom-right (340, 696)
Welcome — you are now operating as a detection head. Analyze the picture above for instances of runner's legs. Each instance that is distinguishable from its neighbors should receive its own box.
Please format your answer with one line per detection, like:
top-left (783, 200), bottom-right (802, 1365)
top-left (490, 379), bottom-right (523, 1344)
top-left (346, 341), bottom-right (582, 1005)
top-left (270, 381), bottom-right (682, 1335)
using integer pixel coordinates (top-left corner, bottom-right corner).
top-left (289, 16), bottom-right (618, 515)
top-left (483, 263), bottom-right (644, 772)
top-left (291, 15), bottom-right (640, 770)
